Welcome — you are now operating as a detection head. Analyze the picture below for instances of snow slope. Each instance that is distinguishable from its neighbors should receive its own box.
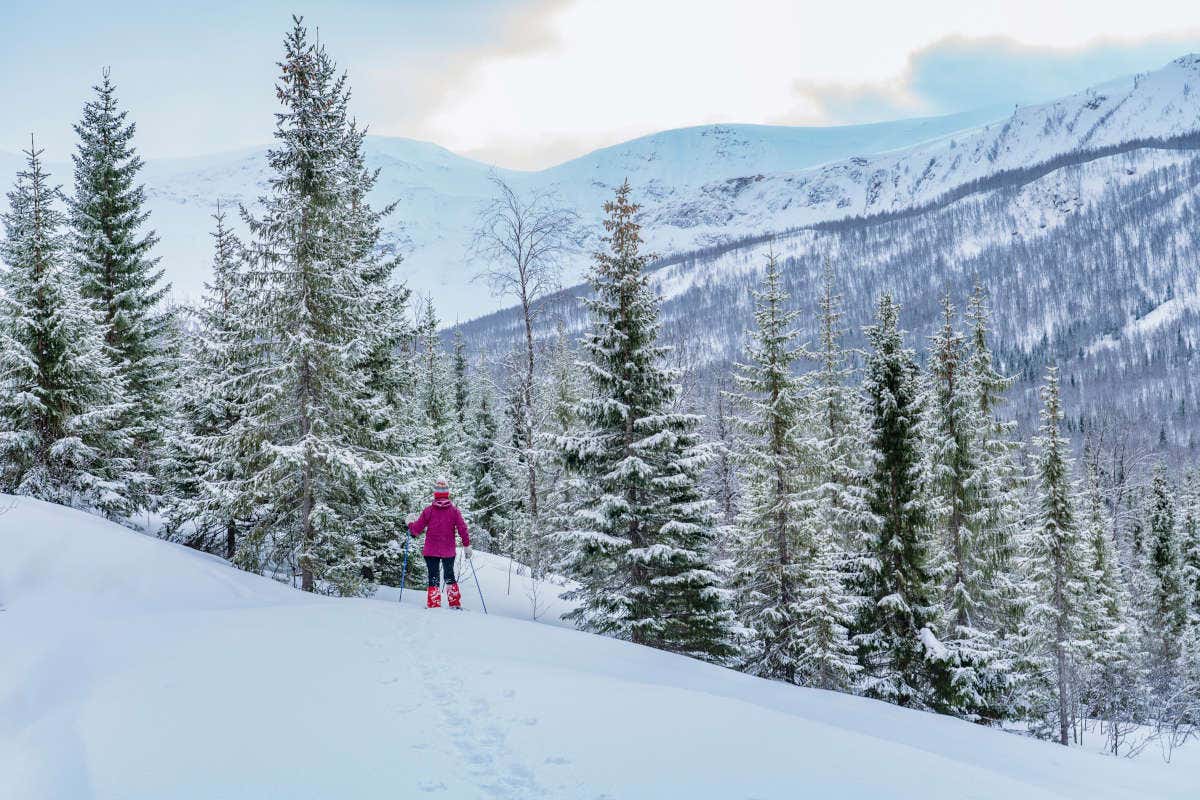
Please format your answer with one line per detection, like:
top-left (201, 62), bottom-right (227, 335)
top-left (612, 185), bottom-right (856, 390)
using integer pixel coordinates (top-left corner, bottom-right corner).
top-left (2, 496), bottom-right (1195, 799)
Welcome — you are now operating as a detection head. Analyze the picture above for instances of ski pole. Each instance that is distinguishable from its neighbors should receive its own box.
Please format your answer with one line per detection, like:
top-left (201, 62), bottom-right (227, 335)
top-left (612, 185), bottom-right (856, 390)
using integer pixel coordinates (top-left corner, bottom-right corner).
top-left (467, 550), bottom-right (488, 615)
top-left (398, 532), bottom-right (411, 604)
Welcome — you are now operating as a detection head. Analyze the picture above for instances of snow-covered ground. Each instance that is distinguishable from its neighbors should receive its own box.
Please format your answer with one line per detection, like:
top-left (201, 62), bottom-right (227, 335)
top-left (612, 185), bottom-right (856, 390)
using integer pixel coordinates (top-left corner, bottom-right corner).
top-left (2, 495), bottom-right (1196, 799)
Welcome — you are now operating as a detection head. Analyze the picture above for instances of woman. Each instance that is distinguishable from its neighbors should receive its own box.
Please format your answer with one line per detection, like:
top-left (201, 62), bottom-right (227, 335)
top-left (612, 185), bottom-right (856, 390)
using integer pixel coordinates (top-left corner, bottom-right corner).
top-left (406, 477), bottom-right (472, 609)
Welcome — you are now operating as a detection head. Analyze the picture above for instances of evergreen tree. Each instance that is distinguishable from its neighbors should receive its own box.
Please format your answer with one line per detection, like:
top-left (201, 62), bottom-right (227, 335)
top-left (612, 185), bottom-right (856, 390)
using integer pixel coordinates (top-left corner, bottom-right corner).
top-left (1025, 367), bottom-right (1086, 745)
top-left (728, 251), bottom-right (811, 682)
top-left (926, 296), bottom-right (987, 628)
top-left (1077, 461), bottom-right (1145, 754)
top-left (69, 69), bottom-right (173, 510)
top-left (708, 377), bottom-right (740, 533)
top-left (166, 207), bottom-right (248, 557)
top-left (339, 112), bottom-right (426, 586)
top-left (230, 17), bottom-right (394, 595)
top-left (539, 324), bottom-right (584, 572)
top-left (923, 295), bottom-right (1006, 720)
top-left (799, 262), bottom-right (865, 691)
top-left (1182, 470), bottom-right (1200, 623)
top-left (1143, 464), bottom-right (1190, 669)
top-left (0, 141), bottom-right (132, 517)
top-left (468, 380), bottom-right (515, 554)
top-left (453, 332), bottom-right (470, 428)
top-left (853, 294), bottom-right (943, 709)
top-left (557, 182), bottom-right (732, 661)
top-left (963, 282), bottom-right (1026, 635)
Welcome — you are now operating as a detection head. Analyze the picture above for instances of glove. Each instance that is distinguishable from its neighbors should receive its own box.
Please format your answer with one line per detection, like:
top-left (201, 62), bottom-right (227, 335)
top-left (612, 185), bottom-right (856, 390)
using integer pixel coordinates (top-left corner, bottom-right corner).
top-left (463, 546), bottom-right (473, 559)
top-left (405, 512), bottom-right (419, 525)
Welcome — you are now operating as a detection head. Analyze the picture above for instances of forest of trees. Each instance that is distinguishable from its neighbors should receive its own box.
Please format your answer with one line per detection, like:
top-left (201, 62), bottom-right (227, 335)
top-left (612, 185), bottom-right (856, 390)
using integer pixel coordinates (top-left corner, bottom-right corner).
top-left (1, 16), bottom-right (1198, 756)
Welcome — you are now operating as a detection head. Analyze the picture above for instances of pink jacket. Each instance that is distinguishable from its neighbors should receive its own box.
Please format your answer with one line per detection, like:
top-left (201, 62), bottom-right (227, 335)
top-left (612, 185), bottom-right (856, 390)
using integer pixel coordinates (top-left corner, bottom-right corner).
top-left (408, 499), bottom-right (470, 558)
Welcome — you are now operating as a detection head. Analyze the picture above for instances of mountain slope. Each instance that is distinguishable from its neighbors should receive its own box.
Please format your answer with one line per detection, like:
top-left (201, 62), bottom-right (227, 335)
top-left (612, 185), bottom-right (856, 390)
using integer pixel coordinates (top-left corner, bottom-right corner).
top-left (1, 108), bottom-right (1007, 316)
top-left (457, 57), bottom-right (1200, 453)
top-left (2, 496), bottom-right (1195, 799)
top-left (4, 58), bottom-right (1199, 321)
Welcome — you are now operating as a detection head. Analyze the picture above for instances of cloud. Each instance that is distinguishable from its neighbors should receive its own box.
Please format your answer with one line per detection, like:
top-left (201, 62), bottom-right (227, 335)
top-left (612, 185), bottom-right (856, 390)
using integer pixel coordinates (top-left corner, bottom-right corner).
top-left (361, 0), bottom-right (570, 154)
top-left (777, 32), bottom-right (1200, 128)
top-left (409, 0), bottom-right (1200, 169)
top-left (906, 34), bottom-right (1200, 111)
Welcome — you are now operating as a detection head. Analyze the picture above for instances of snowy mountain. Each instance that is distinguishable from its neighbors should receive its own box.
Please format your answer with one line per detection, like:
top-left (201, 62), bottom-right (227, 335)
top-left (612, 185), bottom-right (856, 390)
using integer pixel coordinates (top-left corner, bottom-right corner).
top-left (3, 495), bottom-right (1195, 799)
top-left (7, 56), bottom-right (1200, 445)
top-left (6, 58), bottom-right (1200, 324)
top-left (0, 107), bottom-right (1008, 317)
top-left (456, 55), bottom-right (1200, 453)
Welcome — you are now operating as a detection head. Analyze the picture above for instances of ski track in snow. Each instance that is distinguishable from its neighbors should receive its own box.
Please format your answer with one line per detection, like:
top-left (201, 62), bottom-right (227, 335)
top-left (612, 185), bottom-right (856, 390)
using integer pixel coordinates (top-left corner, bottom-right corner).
top-left (360, 603), bottom-right (571, 799)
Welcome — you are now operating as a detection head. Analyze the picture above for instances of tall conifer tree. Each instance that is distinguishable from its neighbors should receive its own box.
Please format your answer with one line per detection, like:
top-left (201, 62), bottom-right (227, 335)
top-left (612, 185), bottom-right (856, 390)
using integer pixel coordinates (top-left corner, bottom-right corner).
top-left (728, 251), bottom-right (810, 681)
top-left (923, 295), bottom-right (1007, 720)
top-left (558, 182), bottom-right (732, 661)
top-left (1025, 367), bottom-right (1086, 745)
top-left (0, 141), bottom-right (132, 517)
top-left (70, 70), bottom-right (173, 510)
top-left (853, 294), bottom-right (943, 708)
top-left (231, 17), bottom-right (394, 595)
top-left (798, 262), bottom-right (866, 691)
top-left (167, 207), bottom-right (248, 557)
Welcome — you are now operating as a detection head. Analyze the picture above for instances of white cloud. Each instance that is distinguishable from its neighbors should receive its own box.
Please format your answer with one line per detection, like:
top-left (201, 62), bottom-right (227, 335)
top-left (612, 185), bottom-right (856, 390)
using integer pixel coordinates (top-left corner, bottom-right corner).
top-left (412, 0), bottom-right (1200, 168)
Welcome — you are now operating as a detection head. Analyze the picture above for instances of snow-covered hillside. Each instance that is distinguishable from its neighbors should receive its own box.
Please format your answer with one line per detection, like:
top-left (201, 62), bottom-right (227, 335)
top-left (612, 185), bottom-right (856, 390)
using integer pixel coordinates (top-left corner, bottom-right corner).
top-left (6, 57), bottom-right (1200, 320)
top-left (2, 496), bottom-right (1195, 799)
top-left (6, 108), bottom-right (1008, 317)
top-left (131, 107), bottom-right (1008, 316)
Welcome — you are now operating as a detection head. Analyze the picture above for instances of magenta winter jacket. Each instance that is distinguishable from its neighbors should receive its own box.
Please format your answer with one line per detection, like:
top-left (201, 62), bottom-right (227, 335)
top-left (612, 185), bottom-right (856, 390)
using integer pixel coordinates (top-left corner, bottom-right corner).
top-left (408, 500), bottom-right (470, 558)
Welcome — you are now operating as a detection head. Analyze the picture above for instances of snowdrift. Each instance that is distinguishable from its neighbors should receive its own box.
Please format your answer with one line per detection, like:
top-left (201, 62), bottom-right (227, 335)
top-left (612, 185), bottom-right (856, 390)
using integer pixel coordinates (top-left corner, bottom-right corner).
top-left (1, 496), bottom-right (1195, 799)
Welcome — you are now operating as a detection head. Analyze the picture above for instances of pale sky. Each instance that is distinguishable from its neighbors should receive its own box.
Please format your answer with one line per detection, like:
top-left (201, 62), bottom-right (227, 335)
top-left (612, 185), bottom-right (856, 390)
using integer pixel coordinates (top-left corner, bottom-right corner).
top-left (2, 0), bottom-right (1200, 169)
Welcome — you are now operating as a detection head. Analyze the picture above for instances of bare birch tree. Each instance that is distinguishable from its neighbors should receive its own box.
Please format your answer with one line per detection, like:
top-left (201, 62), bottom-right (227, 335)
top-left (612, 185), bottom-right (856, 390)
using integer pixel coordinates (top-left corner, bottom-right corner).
top-left (470, 174), bottom-right (581, 564)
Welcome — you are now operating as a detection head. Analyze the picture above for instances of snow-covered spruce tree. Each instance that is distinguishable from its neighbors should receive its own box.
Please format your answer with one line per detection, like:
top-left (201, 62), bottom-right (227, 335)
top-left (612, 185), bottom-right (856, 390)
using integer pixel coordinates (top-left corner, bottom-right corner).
top-left (727, 251), bottom-right (812, 682)
top-left (165, 207), bottom-right (249, 557)
top-left (1183, 470), bottom-right (1200, 624)
top-left (232, 18), bottom-right (394, 595)
top-left (557, 181), bottom-right (733, 661)
top-left (416, 297), bottom-right (457, 471)
top-left (853, 294), bottom-right (945, 709)
top-left (1076, 461), bottom-right (1145, 755)
top-left (70, 69), bottom-right (174, 512)
top-left (446, 331), bottom-right (478, 509)
top-left (540, 322), bottom-right (585, 571)
top-left (0, 141), bottom-right (132, 517)
top-left (336, 113), bottom-right (429, 587)
top-left (708, 377), bottom-right (740, 532)
top-left (468, 379), bottom-right (516, 555)
top-left (922, 296), bottom-right (1007, 721)
top-left (451, 332), bottom-right (471, 422)
top-left (809, 262), bottom-right (869, 554)
top-left (1024, 367), bottom-right (1086, 745)
top-left (797, 262), bottom-right (866, 692)
top-left (963, 283), bottom-right (1027, 638)
top-left (1142, 464), bottom-right (1190, 678)
top-left (650, 391), bottom-right (736, 659)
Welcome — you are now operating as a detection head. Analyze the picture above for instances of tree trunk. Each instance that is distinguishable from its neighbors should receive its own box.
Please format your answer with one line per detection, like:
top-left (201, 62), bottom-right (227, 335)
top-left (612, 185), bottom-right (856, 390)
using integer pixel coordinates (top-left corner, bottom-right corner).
top-left (1055, 560), bottom-right (1070, 745)
top-left (226, 518), bottom-right (237, 561)
top-left (626, 404), bottom-right (646, 646)
top-left (522, 294), bottom-right (539, 524)
top-left (298, 355), bottom-right (314, 593)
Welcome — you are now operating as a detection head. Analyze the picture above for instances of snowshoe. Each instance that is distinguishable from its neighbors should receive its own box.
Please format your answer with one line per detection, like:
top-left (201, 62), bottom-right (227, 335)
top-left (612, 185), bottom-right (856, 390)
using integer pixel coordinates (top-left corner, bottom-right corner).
top-left (426, 586), bottom-right (442, 609)
top-left (446, 583), bottom-right (462, 609)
